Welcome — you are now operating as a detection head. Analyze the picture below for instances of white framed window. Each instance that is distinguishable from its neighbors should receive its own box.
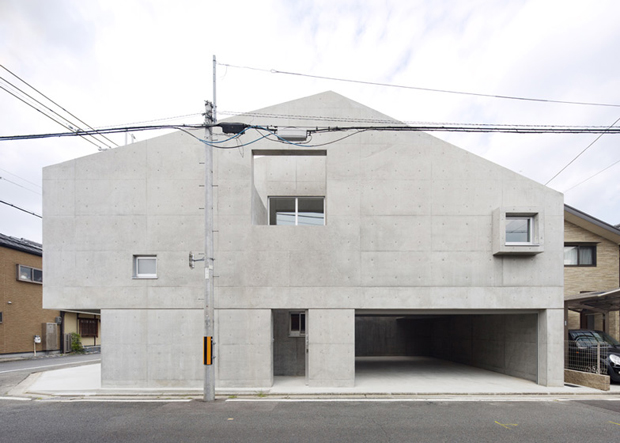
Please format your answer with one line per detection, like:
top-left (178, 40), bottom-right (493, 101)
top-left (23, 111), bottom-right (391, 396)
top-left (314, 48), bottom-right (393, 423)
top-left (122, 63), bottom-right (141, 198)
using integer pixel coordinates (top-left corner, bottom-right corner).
top-left (269, 197), bottom-right (325, 226)
top-left (17, 264), bottom-right (43, 284)
top-left (133, 255), bottom-right (157, 279)
top-left (492, 207), bottom-right (544, 256)
top-left (289, 311), bottom-right (306, 337)
top-left (505, 216), bottom-right (534, 244)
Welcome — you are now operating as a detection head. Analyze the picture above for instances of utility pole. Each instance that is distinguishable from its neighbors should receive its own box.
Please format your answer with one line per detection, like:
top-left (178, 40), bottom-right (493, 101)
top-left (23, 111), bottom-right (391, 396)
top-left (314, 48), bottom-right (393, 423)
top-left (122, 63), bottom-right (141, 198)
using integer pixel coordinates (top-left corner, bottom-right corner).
top-left (204, 100), bottom-right (215, 401)
top-left (203, 56), bottom-right (217, 401)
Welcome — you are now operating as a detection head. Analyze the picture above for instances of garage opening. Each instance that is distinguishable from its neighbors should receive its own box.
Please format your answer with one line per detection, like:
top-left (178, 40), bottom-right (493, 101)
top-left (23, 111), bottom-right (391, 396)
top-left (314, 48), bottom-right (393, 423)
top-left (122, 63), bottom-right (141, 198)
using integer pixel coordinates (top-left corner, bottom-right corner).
top-left (355, 312), bottom-right (538, 383)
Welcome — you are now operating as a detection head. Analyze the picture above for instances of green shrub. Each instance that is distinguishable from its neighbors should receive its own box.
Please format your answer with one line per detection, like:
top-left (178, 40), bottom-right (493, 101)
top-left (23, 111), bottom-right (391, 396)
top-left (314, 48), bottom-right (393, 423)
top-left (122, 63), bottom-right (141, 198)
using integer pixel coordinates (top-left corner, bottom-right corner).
top-left (70, 332), bottom-right (85, 354)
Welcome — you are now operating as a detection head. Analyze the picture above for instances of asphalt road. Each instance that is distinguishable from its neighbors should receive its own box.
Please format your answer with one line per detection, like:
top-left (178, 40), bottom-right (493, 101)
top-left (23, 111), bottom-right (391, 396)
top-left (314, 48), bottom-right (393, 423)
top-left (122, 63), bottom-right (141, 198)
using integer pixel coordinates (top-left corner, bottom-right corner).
top-left (0, 354), bottom-right (100, 396)
top-left (0, 398), bottom-right (619, 442)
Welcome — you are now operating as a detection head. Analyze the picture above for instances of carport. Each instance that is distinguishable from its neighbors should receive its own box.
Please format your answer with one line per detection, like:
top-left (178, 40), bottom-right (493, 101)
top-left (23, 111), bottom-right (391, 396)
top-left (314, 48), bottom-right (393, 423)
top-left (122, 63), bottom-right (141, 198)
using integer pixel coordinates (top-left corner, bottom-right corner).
top-left (565, 289), bottom-right (620, 335)
top-left (355, 310), bottom-right (539, 384)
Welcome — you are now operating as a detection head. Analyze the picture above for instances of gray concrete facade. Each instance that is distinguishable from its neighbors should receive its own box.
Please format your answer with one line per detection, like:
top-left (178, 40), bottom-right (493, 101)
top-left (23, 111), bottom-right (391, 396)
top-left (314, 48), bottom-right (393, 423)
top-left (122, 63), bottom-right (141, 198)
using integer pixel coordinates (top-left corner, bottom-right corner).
top-left (43, 91), bottom-right (565, 390)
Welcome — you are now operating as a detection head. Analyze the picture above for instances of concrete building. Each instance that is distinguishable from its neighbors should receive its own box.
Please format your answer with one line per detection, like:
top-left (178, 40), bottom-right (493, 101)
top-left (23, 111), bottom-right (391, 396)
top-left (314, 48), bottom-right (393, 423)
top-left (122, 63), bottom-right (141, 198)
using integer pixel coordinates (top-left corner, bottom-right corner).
top-left (564, 205), bottom-right (620, 339)
top-left (43, 92), bottom-right (565, 389)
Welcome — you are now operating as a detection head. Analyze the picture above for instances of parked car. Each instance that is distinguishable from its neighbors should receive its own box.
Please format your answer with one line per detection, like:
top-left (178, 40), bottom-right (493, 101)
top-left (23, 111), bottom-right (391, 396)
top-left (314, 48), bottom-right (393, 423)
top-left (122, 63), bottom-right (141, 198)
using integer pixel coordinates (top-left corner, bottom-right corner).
top-left (568, 329), bottom-right (620, 383)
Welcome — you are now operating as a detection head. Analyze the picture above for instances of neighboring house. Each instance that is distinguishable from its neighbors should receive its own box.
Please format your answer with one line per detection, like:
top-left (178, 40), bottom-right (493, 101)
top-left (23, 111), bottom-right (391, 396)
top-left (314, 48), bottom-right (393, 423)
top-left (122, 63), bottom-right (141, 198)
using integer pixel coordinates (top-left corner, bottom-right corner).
top-left (43, 91), bottom-right (565, 389)
top-left (0, 233), bottom-right (101, 356)
top-left (564, 205), bottom-right (620, 340)
top-left (0, 233), bottom-right (59, 355)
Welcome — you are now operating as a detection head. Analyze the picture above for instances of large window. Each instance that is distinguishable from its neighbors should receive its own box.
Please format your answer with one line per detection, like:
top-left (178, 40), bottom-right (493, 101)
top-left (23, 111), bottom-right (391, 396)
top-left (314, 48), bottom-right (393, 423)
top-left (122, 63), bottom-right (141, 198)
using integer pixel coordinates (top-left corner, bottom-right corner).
top-left (564, 244), bottom-right (596, 266)
top-left (505, 216), bottom-right (533, 244)
top-left (17, 264), bottom-right (42, 284)
top-left (289, 311), bottom-right (306, 337)
top-left (133, 255), bottom-right (157, 278)
top-left (79, 318), bottom-right (98, 337)
top-left (269, 197), bottom-right (325, 226)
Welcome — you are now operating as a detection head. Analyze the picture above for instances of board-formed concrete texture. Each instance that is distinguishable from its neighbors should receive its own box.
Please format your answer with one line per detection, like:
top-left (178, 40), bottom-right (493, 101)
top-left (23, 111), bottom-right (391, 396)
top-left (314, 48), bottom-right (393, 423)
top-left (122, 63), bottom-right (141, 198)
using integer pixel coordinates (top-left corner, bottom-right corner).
top-left (43, 91), bottom-right (565, 390)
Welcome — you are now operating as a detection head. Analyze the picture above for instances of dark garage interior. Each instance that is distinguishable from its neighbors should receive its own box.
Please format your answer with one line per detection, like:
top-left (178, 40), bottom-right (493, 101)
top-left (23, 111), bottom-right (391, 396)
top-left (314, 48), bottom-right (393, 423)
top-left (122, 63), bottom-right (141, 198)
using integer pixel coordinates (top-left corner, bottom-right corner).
top-left (355, 312), bottom-right (538, 382)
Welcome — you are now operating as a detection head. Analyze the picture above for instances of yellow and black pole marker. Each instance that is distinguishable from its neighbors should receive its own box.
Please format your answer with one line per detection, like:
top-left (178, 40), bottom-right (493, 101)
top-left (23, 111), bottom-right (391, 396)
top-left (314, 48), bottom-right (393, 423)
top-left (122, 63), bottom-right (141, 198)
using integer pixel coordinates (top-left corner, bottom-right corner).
top-left (204, 336), bottom-right (213, 365)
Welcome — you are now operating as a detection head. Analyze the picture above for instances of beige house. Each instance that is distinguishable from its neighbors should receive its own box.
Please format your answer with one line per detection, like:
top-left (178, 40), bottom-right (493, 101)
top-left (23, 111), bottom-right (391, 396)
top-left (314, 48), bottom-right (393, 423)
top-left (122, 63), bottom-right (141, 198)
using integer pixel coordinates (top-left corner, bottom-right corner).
top-left (564, 205), bottom-right (620, 340)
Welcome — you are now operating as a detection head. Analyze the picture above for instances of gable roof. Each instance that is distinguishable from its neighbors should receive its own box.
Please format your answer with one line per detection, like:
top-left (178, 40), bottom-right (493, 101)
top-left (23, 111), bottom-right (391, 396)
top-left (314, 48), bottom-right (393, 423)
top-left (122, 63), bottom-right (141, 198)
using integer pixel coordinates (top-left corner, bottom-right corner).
top-left (564, 204), bottom-right (620, 245)
top-left (0, 233), bottom-right (42, 256)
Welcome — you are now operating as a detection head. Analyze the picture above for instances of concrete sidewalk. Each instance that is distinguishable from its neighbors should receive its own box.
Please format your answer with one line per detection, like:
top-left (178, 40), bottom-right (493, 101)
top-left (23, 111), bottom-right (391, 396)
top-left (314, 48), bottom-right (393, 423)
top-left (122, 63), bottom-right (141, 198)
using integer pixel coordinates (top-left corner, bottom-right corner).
top-left (12, 357), bottom-right (620, 399)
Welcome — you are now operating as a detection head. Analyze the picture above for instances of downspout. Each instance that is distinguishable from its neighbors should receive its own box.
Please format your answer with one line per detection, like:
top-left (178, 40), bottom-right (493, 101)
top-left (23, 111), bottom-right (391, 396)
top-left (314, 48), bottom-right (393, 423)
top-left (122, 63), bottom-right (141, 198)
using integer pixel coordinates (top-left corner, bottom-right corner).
top-left (60, 311), bottom-right (65, 353)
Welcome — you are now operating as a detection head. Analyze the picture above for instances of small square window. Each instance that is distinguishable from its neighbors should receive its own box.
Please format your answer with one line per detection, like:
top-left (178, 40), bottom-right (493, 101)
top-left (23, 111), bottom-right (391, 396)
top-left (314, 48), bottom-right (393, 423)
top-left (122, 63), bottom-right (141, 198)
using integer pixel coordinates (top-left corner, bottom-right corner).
top-left (505, 216), bottom-right (533, 244)
top-left (564, 244), bottom-right (596, 266)
top-left (133, 256), bottom-right (157, 279)
top-left (492, 208), bottom-right (544, 256)
top-left (289, 311), bottom-right (306, 337)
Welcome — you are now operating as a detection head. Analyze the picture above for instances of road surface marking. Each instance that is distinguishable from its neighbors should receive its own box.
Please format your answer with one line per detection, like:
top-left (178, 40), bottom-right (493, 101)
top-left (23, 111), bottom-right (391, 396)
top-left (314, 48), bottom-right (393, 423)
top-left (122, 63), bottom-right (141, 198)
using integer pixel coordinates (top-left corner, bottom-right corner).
top-left (0, 360), bottom-right (101, 374)
top-left (495, 421), bottom-right (518, 430)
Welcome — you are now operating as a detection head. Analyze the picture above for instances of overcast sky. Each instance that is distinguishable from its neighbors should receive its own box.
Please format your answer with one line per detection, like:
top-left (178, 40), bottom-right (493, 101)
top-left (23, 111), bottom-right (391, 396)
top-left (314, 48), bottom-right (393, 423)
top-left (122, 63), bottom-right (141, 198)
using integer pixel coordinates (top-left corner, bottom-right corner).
top-left (2, 0), bottom-right (620, 243)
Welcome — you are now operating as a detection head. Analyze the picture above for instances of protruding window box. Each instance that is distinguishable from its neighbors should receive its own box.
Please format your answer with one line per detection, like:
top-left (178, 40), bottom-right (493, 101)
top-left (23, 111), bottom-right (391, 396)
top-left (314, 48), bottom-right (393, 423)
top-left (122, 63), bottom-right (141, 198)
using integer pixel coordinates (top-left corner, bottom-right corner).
top-left (493, 207), bottom-right (544, 256)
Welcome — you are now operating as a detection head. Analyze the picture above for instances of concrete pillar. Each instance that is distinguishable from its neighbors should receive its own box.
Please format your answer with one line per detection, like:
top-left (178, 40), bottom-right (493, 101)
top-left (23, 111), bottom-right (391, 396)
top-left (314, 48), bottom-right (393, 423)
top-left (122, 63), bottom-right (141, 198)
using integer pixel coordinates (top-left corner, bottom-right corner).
top-left (307, 309), bottom-right (355, 387)
top-left (215, 309), bottom-right (273, 388)
top-left (538, 309), bottom-right (564, 387)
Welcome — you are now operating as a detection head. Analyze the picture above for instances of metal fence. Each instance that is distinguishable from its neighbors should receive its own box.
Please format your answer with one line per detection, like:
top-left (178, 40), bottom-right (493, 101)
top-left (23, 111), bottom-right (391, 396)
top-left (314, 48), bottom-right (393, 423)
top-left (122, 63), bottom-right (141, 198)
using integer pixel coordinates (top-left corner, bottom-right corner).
top-left (565, 339), bottom-right (609, 375)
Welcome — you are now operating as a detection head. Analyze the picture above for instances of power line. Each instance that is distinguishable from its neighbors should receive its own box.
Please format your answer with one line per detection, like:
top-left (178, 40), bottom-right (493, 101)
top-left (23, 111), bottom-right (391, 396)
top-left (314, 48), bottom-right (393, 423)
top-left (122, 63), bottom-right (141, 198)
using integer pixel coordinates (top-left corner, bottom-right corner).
top-left (0, 176), bottom-right (42, 195)
top-left (219, 62), bottom-right (620, 109)
top-left (0, 83), bottom-right (107, 151)
top-left (0, 75), bottom-right (114, 150)
top-left (99, 112), bottom-right (204, 129)
top-left (0, 124), bottom-right (206, 141)
top-left (564, 157), bottom-right (620, 193)
top-left (0, 200), bottom-right (42, 219)
top-left (5, 121), bottom-right (620, 143)
top-left (545, 115), bottom-right (620, 185)
top-left (0, 167), bottom-right (42, 188)
top-left (0, 64), bottom-right (119, 148)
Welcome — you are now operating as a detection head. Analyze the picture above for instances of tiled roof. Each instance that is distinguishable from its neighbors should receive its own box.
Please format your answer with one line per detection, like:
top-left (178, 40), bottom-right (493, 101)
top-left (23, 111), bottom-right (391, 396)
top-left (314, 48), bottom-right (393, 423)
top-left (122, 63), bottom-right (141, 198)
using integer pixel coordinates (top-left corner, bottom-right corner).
top-left (0, 232), bottom-right (42, 256)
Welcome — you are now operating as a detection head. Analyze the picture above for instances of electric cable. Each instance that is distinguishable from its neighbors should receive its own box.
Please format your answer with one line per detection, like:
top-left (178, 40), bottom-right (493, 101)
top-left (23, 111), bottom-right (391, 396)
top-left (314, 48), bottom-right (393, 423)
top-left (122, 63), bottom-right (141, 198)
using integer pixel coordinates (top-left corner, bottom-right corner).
top-left (0, 176), bottom-right (42, 195)
top-left (0, 64), bottom-right (119, 148)
top-left (0, 84), bottom-right (106, 151)
top-left (0, 75), bottom-right (114, 150)
top-left (0, 167), bottom-right (42, 188)
top-left (0, 200), bottom-right (42, 219)
top-left (218, 62), bottom-right (620, 109)
top-left (564, 157), bottom-right (620, 193)
top-left (545, 115), bottom-right (620, 185)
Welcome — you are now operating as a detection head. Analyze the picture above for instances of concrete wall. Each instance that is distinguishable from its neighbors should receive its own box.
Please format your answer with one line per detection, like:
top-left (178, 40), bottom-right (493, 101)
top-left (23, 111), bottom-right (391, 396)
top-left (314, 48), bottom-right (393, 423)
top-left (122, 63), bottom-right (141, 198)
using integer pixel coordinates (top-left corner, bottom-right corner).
top-left (431, 314), bottom-right (539, 382)
top-left (355, 316), bottom-right (432, 357)
top-left (215, 309), bottom-right (273, 388)
top-left (43, 91), bottom-right (566, 389)
top-left (101, 308), bottom-right (202, 388)
top-left (214, 92), bottom-right (564, 387)
top-left (43, 130), bottom-right (205, 388)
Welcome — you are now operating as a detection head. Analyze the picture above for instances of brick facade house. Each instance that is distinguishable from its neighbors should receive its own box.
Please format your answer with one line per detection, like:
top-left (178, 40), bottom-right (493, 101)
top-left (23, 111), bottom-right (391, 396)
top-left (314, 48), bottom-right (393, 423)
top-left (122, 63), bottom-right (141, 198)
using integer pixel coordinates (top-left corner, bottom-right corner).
top-left (564, 205), bottom-right (620, 340)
